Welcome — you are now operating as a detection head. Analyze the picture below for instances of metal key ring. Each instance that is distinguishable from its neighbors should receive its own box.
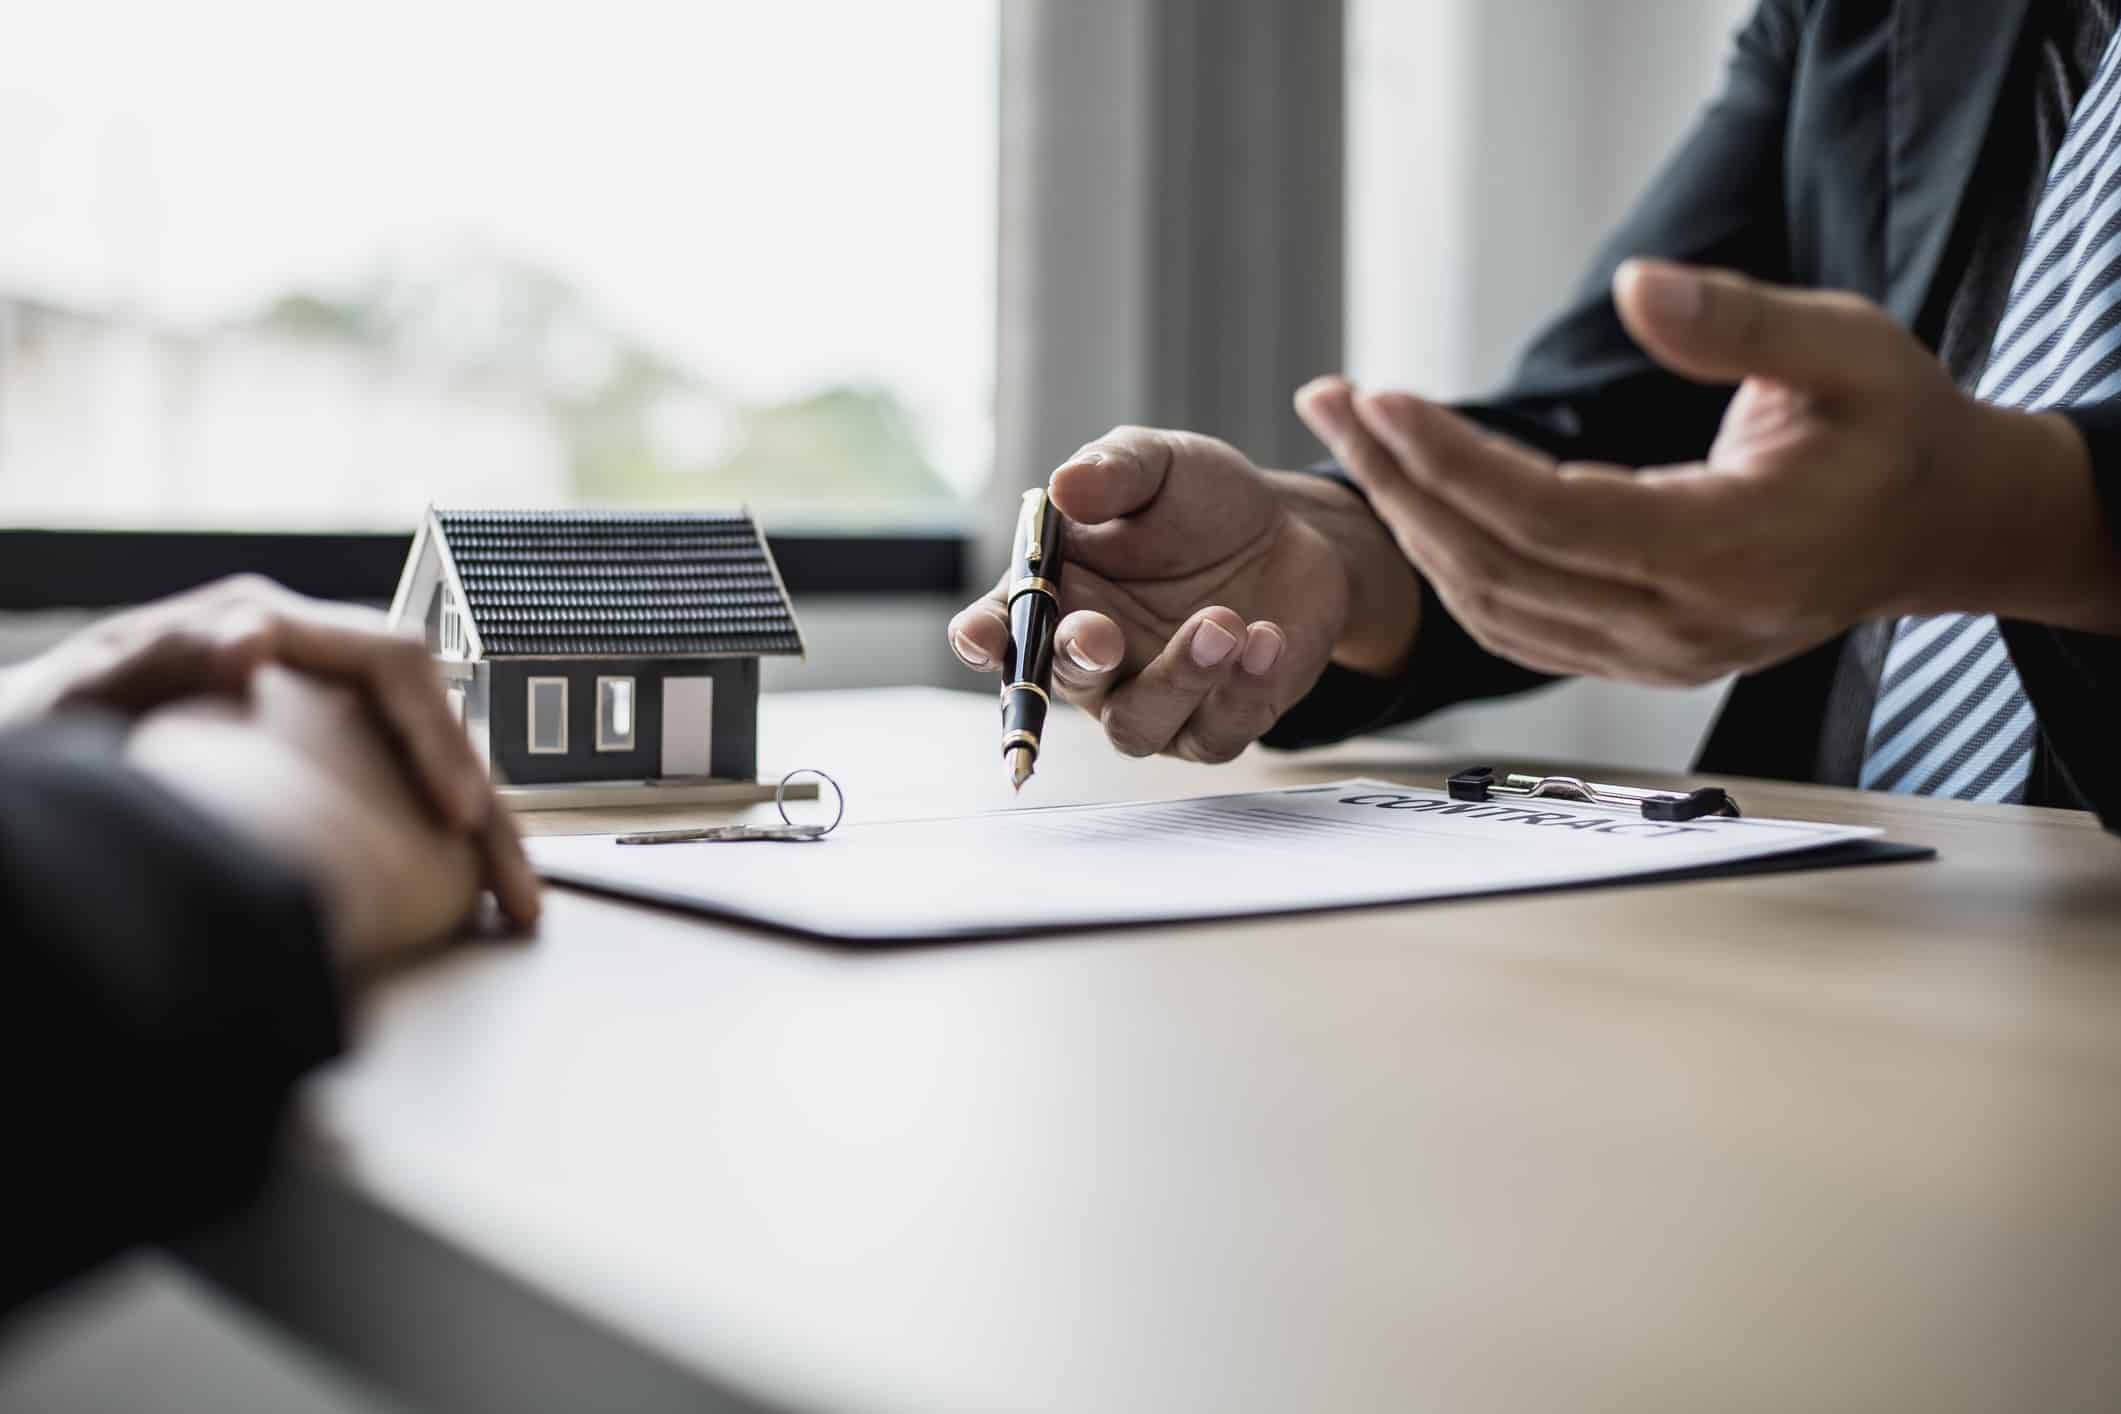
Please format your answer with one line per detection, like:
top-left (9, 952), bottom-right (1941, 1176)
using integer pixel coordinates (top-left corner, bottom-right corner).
top-left (776, 768), bottom-right (846, 836)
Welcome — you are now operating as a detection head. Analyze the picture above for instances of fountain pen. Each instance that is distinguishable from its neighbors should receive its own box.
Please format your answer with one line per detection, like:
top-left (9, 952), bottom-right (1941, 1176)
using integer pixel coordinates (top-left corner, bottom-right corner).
top-left (1001, 486), bottom-right (1067, 790)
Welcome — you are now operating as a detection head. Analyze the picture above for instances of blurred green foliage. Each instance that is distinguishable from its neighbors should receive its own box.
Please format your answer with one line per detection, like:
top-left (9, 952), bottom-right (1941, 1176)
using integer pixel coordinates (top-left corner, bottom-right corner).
top-left (255, 256), bottom-right (960, 525)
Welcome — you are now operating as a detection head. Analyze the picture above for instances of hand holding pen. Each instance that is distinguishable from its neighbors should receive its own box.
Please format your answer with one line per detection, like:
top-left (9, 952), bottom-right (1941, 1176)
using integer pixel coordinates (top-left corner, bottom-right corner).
top-left (946, 434), bottom-right (1322, 770)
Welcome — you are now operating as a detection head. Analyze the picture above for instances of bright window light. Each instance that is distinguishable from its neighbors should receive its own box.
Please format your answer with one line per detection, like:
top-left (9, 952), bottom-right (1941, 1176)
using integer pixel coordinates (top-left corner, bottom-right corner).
top-left (0, 0), bottom-right (998, 531)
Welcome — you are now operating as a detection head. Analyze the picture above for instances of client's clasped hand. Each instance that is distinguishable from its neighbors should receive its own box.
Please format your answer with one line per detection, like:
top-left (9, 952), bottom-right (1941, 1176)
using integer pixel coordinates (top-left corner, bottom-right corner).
top-left (0, 574), bottom-right (539, 968)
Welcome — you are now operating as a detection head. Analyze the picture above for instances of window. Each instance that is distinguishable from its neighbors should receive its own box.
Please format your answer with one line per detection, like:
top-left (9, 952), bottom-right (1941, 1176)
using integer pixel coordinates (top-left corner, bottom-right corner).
top-left (0, 2), bottom-right (997, 535)
top-left (595, 677), bottom-right (636, 753)
top-left (439, 588), bottom-right (467, 660)
top-left (527, 678), bottom-right (569, 755)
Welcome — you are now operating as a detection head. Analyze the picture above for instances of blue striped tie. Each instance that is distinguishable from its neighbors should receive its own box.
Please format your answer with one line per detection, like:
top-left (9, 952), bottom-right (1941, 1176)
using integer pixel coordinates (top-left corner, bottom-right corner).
top-left (1861, 31), bottom-right (2121, 804)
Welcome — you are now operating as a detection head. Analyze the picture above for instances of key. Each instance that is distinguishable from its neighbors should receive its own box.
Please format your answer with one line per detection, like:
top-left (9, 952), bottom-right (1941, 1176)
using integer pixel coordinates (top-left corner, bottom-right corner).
top-left (612, 768), bottom-right (846, 846)
top-left (616, 823), bottom-right (831, 845)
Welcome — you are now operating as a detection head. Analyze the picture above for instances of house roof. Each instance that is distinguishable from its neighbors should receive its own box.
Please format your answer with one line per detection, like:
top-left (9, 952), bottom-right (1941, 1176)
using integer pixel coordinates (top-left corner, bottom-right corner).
top-left (431, 509), bottom-right (803, 658)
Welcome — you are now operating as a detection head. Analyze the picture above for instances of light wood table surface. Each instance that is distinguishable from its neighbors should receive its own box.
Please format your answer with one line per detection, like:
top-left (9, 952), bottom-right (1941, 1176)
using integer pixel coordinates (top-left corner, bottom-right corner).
top-left (223, 687), bottom-right (2121, 1413)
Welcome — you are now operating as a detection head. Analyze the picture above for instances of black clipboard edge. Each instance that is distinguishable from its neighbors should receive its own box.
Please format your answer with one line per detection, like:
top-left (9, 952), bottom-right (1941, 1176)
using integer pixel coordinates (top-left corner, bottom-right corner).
top-left (535, 838), bottom-right (1937, 949)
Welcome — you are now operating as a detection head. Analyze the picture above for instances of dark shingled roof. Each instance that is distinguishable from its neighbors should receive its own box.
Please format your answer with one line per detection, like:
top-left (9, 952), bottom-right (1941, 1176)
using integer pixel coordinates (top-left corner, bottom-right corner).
top-left (434, 509), bottom-right (802, 658)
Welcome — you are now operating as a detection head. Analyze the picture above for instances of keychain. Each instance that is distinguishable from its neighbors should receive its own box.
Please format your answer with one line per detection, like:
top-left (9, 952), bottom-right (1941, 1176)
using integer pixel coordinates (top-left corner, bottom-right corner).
top-left (615, 769), bottom-right (846, 845)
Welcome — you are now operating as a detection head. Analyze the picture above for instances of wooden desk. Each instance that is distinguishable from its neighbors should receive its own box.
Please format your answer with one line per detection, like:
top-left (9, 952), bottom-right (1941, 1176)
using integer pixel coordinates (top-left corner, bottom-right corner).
top-left (196, 688), bottom-right (2121, 1413)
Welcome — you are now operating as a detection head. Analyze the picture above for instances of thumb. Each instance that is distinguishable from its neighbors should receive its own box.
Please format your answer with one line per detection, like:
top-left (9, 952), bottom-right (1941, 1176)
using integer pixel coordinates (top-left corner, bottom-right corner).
top-left (1047, 428), bottom-right (1176, 525)
top-left (1614, 258), bottom-right (1889, 392)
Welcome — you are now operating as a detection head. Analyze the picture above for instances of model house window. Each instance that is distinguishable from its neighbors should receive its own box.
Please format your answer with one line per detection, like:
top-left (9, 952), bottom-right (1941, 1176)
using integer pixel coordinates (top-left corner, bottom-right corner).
top-left (527, 677), bottom-right (569, 754)
top-left (596, 677), bottom-right (636, 752)
top-left (440, 587), bottom-right (466, 659)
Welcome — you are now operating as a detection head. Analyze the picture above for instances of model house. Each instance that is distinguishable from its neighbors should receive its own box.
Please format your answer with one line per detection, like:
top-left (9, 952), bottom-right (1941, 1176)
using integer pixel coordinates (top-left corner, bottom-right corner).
top-left (389, 508), bottom-right (803, 789)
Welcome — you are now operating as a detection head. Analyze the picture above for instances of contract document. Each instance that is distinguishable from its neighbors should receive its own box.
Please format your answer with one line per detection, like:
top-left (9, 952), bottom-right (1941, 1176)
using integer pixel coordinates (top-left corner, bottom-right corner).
top-left (528, 779), bottom-right (1927, 942)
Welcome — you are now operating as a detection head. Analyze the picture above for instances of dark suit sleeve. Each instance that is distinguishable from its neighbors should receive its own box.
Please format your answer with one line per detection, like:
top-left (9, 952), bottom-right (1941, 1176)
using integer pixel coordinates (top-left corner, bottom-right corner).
top-left (2006, 403), bottom-right (2121, 828)
top-left (1265, 0), bottom-right (1809, 750)
top-left (0, 715), bottom-right (343, 1316)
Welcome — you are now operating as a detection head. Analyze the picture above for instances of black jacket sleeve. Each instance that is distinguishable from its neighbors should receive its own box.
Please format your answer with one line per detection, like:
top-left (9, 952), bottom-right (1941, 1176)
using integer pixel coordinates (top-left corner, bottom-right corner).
top-left (0, 715), bottom-right (342, 1317)
top-left (1265, 0), bottom-right (1805, 750)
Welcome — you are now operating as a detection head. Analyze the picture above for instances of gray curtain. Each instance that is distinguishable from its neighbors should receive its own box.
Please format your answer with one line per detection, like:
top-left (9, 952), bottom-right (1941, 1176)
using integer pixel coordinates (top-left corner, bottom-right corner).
top-left (988, 0), bottom-right (1345, 584)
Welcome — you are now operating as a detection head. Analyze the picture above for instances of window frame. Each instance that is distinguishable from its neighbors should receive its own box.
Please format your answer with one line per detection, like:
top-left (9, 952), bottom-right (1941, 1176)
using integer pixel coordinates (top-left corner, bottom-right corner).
top-left (0, 529), bottom-right (967, 609)
top-left (594, 675), bottom-right (637, 753)
top-left (526, 676), bottom-right (571, 756)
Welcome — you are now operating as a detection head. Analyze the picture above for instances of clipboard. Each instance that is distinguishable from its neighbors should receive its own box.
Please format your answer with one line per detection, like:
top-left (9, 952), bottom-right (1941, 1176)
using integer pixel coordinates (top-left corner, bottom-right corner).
top-left (525, 775), bottom-right (1935, 945)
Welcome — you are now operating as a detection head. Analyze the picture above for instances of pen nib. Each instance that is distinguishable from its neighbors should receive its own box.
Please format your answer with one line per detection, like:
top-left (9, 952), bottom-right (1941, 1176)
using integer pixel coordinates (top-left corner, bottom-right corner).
top-left (1008, 745), bottom-right (1034, 792)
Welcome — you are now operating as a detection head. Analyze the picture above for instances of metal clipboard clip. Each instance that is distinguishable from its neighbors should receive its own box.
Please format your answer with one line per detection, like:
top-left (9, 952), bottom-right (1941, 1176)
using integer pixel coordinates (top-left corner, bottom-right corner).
top-left (1447, 766), bottom-right (1740, 822)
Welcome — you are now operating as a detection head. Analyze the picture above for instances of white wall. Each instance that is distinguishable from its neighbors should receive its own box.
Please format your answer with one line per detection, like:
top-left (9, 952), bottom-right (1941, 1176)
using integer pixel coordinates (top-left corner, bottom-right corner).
top-left (1345, 0), bottom-right (1756, 770)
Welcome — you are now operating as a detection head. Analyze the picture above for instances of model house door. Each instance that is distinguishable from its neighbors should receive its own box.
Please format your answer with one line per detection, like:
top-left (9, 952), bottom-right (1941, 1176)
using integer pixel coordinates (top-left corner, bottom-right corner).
top-left (660, 676), bottom-right (714, 778)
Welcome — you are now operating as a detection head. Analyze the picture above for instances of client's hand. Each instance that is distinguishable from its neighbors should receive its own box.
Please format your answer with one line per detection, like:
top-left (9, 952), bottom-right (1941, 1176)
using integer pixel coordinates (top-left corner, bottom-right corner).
top-left (127, 665), bottom-right (488, 973)
top-left (946, 428), bottom-right (1420, 762)
top-left (0, 574), bottom-right (537, 927)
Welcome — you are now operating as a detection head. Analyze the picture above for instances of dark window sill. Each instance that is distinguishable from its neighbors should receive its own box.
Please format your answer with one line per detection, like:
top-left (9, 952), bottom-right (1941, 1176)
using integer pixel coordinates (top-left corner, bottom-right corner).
top-left (0, 529), bottom-right (967, 610)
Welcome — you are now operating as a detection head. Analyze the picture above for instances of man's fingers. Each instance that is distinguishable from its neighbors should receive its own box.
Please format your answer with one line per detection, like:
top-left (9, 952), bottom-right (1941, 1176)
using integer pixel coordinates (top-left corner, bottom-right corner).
top-left (242, 636), bottom-right (537, 934)
top-left (257, 608), bottom-right (492, 831)
top-left (1052, 609), bottom-right (1126, 705)
top-left (1239, 621), bottom-right (1285, 678)
top-left (1046, 429), bottom-right (1174, 524)
top-left (29, 572), bottom-right (286, 721)
top-left (74, 625), bottom-right (233, 711)
top-left (44, 575), bottom-right (523, 911)
top-left (950, 583), bottom-right (1130, 717)
top-left (479, 801), bottom-right (543, 932)
top-left (1306, 377), bottom-right (1701, 679)
top-left (1097, 607), bottom-right (1249, 758)
top-left (1169, 621), bottom-right (1292, 764)
top-left (1352, 390), bottom-right (1719, 586)
top-left (1296, 375), bottom-right (1407, 500)
top-left (1302, 379), bottom-right (1668, 627)
top-left (948, 591), bottom-right (1011, 673)
top-left (1613, 258), bottom-right (1891, 394)
top-left (1421, 572), bottom-right (1632, 681)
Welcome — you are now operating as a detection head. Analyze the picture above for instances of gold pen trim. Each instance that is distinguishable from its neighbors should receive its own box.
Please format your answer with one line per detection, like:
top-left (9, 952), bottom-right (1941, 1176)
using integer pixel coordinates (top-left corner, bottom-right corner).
top-left (1001, 681), bottom-right (1050, 706)
top-left (1001, 729), bottom-right (1041, 753)
top-left (1008, 576), bottom-right (1061, 602)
